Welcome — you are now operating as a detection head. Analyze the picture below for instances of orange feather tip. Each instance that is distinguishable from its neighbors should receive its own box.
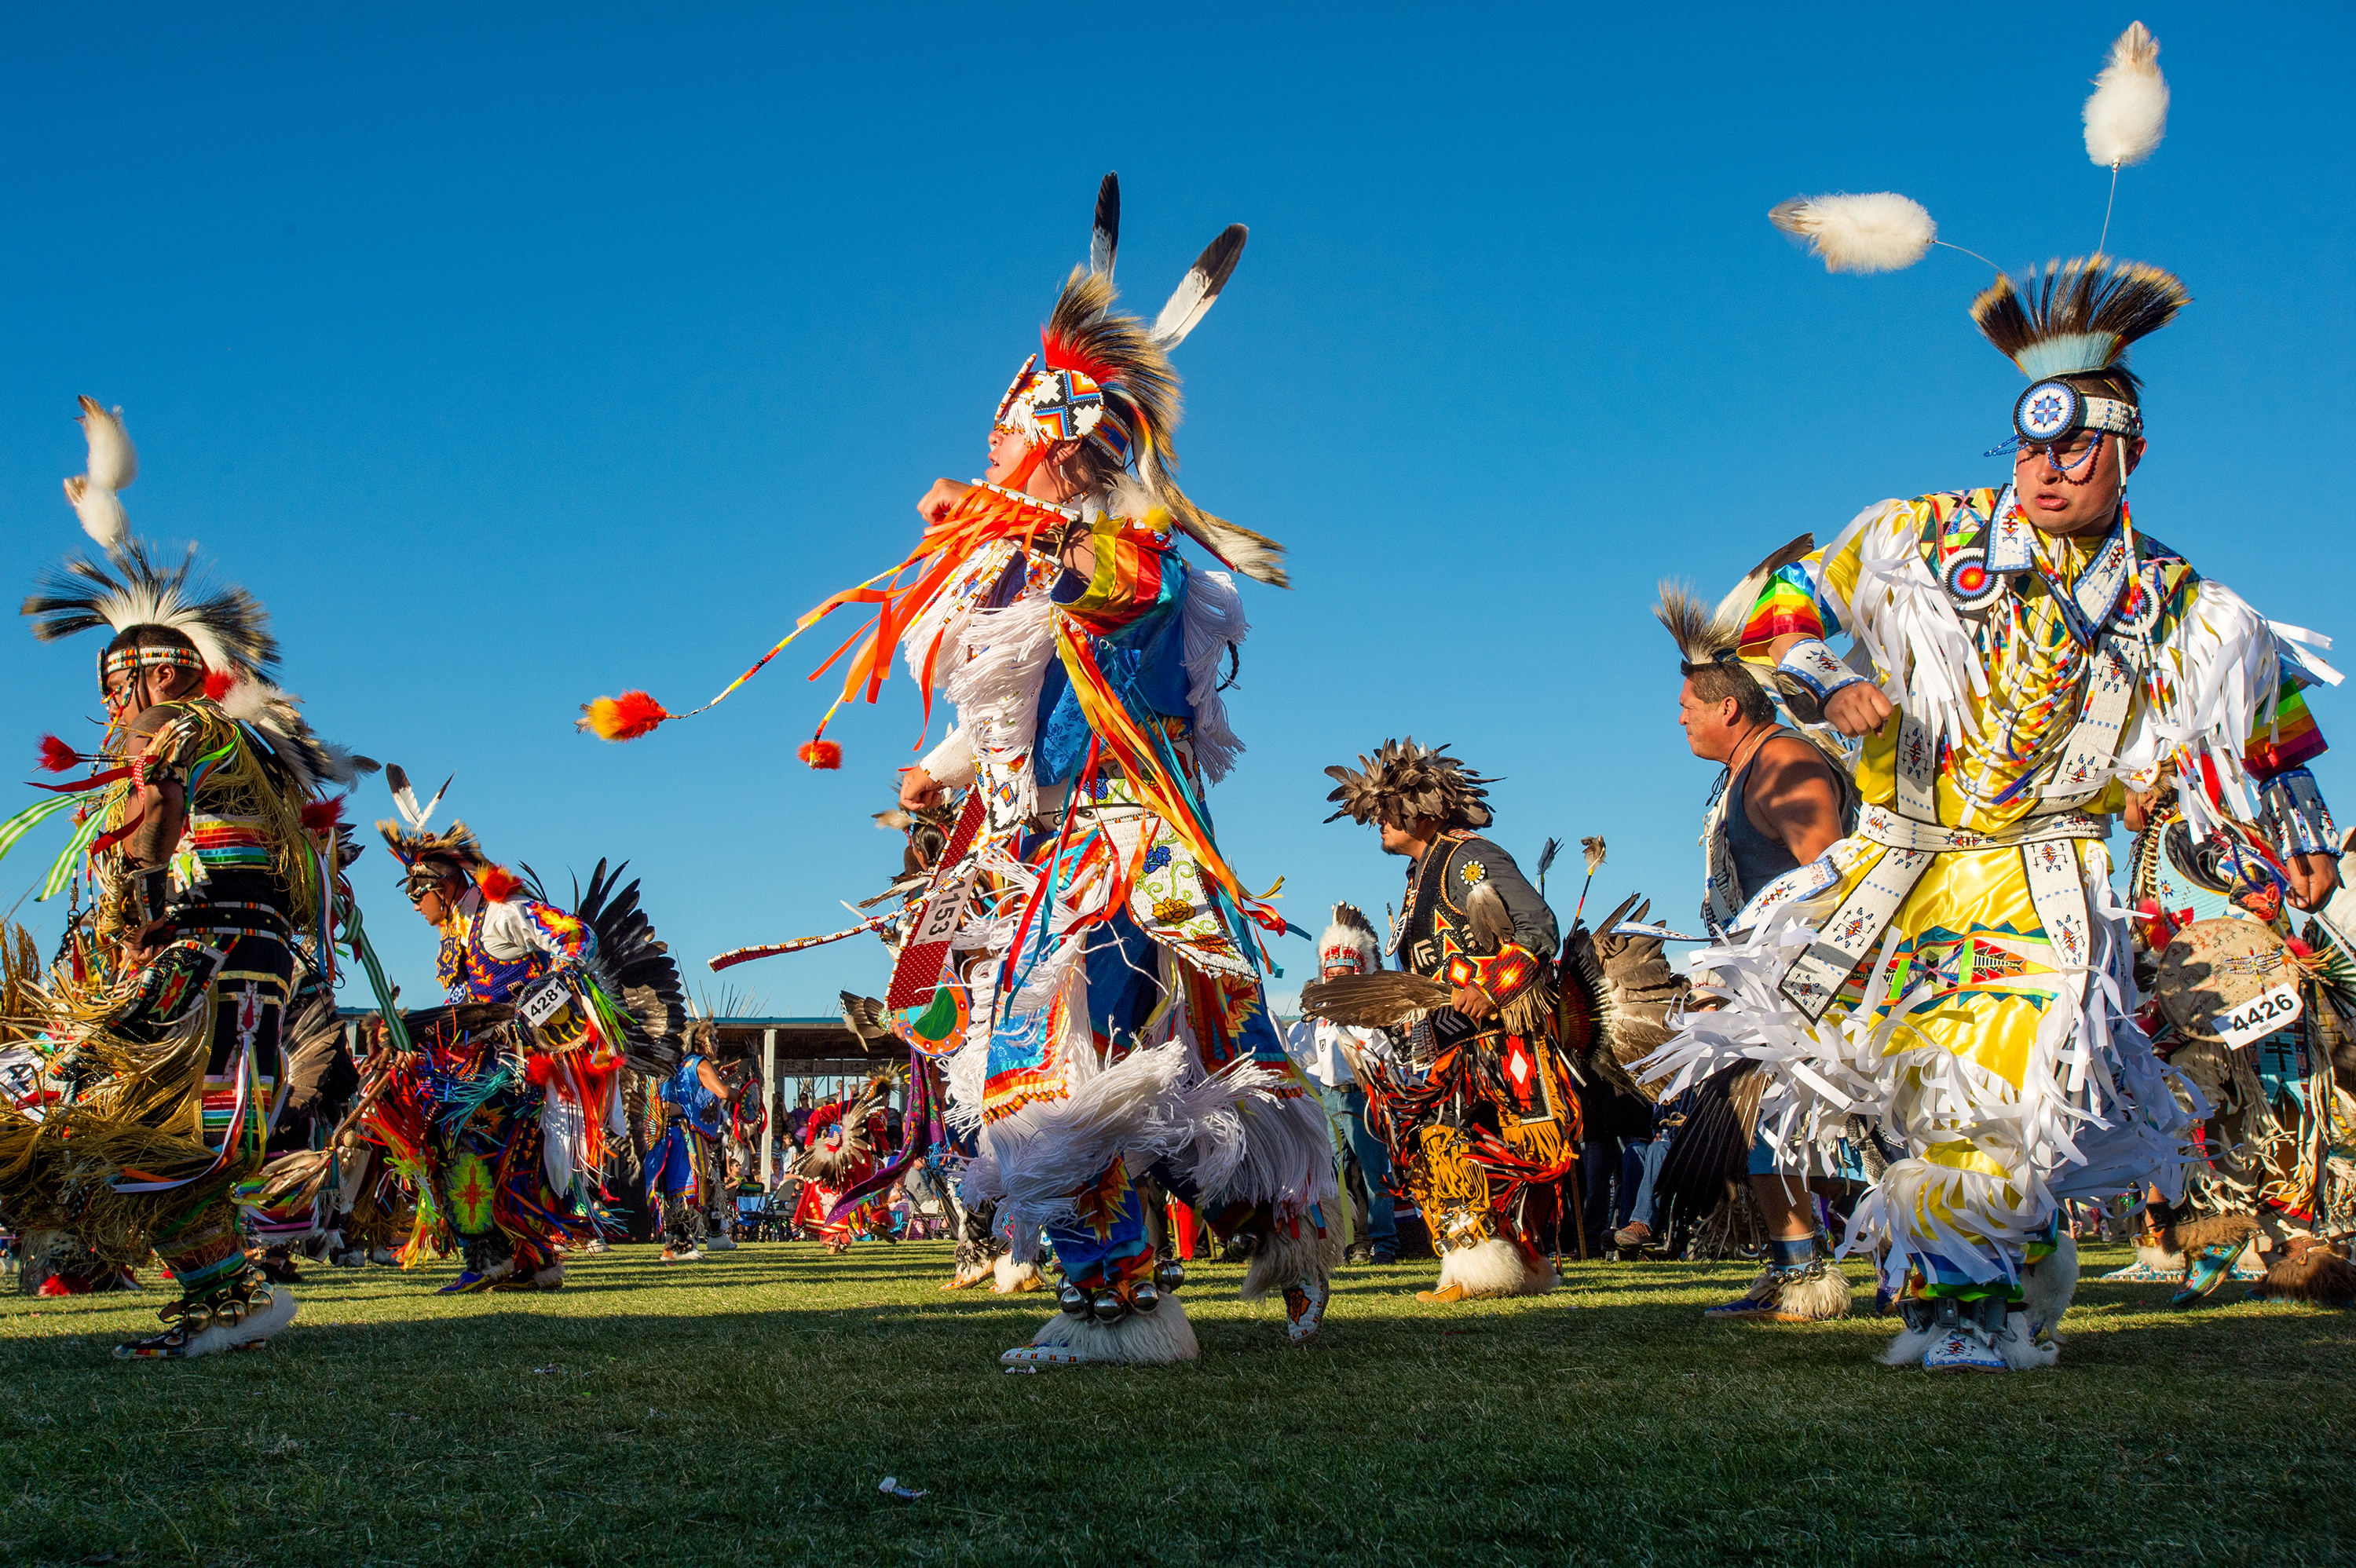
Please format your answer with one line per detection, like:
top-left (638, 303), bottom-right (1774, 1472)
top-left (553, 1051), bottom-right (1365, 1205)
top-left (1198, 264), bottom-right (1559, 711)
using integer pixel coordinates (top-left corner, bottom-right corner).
top-left (203, 669), bottom-right (236, 701)
top-left (578, 691), bottom-right (671, 742)
top-left (475, 864), bottom-right (523, 901)
top-left (523, 1052), bottom-right (559, 1087)
top-left (799, 738), bottom-right (843, 770)
top-left (37, 735), bottom-right (82, 773)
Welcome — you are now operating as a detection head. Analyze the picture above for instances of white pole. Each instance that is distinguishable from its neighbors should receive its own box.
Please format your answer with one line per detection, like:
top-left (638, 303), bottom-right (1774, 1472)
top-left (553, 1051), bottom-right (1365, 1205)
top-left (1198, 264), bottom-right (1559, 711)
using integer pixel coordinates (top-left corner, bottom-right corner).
top-left (761, 1026), bottom-right (777, 1193)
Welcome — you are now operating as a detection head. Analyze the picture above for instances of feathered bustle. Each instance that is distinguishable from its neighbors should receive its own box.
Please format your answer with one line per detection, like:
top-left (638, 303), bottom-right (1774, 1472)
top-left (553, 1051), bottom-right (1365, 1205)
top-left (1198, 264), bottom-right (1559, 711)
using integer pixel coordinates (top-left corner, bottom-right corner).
top-left (1323, 737), bottom-right (1497, 830)
top-left (1581, 836), bottom-right (1607, 876)
top-left (1656, 581), bottom-right (1747, 671)
top-left (1970, 255), bottom-right (2189, 379)
top-left (1768, 193), bottom-right (1936, 274)
top-left (579, 690), bottom-right (671, 741)
top-left (2083, 22), bottom-right (2168, 169)
top-left (798, 738), bottom-right (843, 770)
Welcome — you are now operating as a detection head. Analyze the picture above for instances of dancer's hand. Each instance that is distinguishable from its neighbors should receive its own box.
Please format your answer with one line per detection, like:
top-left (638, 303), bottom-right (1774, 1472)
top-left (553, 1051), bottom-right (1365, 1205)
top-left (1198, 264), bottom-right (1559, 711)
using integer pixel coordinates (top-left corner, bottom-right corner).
top-left (917, 478), bottom-right (973, 524)
top-left (1824, 682), bottom-right (1893, 736)
top-left (120, 918), bottom-right (174, 967)
top-left (1449, 982), bottom-right (1494, 1022)
top-left (2286, 850), bottom-right (2340, 912)
top-left (900, 766), bottom-right (944, 812)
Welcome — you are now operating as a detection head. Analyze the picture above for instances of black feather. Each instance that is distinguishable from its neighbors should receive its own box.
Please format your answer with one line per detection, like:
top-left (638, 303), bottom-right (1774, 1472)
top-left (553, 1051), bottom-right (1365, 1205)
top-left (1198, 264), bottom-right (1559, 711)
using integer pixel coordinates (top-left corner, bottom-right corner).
top-left (1091, 172), bottom-right (1119, 276)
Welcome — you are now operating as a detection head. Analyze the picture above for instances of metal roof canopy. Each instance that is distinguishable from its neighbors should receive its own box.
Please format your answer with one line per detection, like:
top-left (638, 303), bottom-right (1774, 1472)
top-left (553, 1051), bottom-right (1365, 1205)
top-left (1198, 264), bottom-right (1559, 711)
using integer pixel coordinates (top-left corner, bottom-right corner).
top-left (332, 1011), bottom-right (882, 1069)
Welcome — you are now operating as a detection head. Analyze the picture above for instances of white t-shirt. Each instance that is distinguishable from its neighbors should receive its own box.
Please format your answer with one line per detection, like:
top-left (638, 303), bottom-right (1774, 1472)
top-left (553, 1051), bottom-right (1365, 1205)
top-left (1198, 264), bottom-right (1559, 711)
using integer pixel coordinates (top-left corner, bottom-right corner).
top-left (1282, 1017), bottom-right (1389, 1091)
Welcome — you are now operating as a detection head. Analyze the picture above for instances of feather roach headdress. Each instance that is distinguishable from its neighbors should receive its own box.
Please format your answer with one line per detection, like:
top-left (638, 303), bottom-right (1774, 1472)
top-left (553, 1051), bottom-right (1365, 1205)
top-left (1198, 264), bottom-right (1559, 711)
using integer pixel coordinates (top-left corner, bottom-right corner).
top-left (996, 173), bottom-right (1286, 588)
top-left (1765, 24), bottom-right (2183, 437)
top-left (1323, 738), bottom-right (1496, 831)
top-left (25, 537), bottom-right (276, 689)
top-left (24, 397), bottom-right (371, 793)
top-left (375, 764), bottom-right (507, 894)
top-left (1656, 533), bottom-right (1813, 677)
top-left (1969, 255), bottom-right (2188, 387)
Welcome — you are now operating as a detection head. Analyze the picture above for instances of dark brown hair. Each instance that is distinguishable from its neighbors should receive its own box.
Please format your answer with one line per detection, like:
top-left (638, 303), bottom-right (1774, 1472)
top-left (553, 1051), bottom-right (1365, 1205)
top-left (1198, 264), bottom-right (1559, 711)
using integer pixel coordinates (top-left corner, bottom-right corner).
top-left (1687, 660), bottom-right (1776, 726)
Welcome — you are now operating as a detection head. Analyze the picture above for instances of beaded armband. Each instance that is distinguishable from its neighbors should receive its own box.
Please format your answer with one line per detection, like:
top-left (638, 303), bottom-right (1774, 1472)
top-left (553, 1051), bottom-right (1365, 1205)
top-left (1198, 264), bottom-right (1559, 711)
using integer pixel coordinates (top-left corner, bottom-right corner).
top-left (1775, 639), bottom-right (1868, 705)
top-left (2257, 767), bottom-right (2338, 858)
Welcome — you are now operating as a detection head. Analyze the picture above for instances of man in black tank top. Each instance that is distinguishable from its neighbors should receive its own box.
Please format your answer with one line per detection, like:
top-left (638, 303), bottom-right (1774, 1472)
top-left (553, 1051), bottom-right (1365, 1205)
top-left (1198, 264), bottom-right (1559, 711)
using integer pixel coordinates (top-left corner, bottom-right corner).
top-left (1666, 610), bottom-right (1864, 1322)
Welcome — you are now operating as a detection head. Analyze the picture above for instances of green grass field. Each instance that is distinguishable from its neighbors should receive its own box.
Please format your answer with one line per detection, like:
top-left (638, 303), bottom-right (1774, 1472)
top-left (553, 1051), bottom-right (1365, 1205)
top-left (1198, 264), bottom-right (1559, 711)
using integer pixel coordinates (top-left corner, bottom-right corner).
top-left (3, 1240), bottom-right (2351, 1567)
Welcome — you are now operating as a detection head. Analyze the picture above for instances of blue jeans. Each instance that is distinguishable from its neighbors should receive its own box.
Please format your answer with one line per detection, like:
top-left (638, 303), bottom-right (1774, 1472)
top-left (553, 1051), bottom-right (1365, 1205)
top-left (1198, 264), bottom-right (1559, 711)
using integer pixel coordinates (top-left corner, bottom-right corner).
top-left (1341, 1085), bottom-right (1398, 1254)
top-left (1622, 1135), bottom-right (1670, 1229)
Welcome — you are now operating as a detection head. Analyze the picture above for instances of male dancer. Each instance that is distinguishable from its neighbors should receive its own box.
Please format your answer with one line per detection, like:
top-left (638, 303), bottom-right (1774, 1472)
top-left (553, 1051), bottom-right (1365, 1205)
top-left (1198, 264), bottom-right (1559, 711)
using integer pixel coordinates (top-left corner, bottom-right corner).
top-left (1649, 247), bottom-right (2340, 1369)
top-left (646, 1022), bottom-right (744, 1263)
top-left (1285, 905), bottom-right (1400, 1264)
top-left (379, 810), bottom-right (627, 1292)
top-left (584, 176), bottom-right (1333, 1363)
top-left (1322, 740), bottom-right (1576, 1301)
top-left (1659, 579), bottom-right (1863, 1322)
top-left (0, 399), bottom-right (368, 1357)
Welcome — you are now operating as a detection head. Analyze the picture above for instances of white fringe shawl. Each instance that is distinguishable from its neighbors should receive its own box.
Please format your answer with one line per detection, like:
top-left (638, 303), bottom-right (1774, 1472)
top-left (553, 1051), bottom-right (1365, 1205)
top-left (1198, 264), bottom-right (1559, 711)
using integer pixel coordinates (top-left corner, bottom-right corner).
top-left (951, 961), bottom-right (1338, 1246)
top-left (1181, 568), bottom-right (1249, 784)
top-left (1643, 839), bottom-right (2197, 1287)
top-left (940, 593), bottom-right (1058, 825)
top-left (1846, 504), bottom-right (2327, 845)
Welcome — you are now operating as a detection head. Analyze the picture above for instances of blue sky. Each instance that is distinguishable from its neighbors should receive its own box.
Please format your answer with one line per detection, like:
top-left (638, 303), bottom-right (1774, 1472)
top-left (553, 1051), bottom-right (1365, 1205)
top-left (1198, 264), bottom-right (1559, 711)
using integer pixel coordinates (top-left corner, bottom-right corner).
top-left (2, 5), bottom-right (2351, 1014)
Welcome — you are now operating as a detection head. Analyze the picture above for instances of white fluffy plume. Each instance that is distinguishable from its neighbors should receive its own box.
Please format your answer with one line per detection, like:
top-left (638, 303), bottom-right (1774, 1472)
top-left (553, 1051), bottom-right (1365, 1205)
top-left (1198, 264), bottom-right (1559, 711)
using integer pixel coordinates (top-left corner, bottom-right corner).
top-left (1768, 192), bottom-right (1936, 275)
top-left (2083, 22), bottom-right (2168, 169)
top-left (63, 395), bottom-right (137, 548)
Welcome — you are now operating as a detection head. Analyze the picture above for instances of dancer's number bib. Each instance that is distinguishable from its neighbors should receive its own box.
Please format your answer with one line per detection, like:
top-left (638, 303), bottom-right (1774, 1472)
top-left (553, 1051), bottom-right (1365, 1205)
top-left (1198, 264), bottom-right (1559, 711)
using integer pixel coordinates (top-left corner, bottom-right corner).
top-left (518, 978), bottom-right (568, 1029)
top-left (2211, 982), bottom-right (2302, 1051)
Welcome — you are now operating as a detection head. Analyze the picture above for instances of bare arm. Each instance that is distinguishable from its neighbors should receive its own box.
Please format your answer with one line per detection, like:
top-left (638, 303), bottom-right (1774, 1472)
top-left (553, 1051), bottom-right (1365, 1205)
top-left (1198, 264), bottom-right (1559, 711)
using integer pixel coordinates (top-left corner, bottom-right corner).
top-left (1745, 737), bottom-right (1846, 864)
top-left (697, 1058), bottom-right (741, 1102)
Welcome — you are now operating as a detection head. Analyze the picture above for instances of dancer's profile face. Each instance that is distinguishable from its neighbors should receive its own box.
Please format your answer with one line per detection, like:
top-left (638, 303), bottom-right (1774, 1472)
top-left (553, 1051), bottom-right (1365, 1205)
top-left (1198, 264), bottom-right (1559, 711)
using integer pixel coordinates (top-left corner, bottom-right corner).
top-left (408, 870), bottom-right (463, 927)
top-left (983, 427), bottom-right (1030, 484)
top-left (1677, 678), bottom-right (1743, 762)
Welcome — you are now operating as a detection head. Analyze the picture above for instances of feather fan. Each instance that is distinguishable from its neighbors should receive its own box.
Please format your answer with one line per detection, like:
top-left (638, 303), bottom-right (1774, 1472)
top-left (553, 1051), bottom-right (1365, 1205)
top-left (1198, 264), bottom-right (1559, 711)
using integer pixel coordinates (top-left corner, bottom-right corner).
top-left (2084, 22), bottom-right (2168, 168)
top-left (1300, 970), bottom-right (1452, 1029)
top-left (1768, 192), bottom-right (1936, 274)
